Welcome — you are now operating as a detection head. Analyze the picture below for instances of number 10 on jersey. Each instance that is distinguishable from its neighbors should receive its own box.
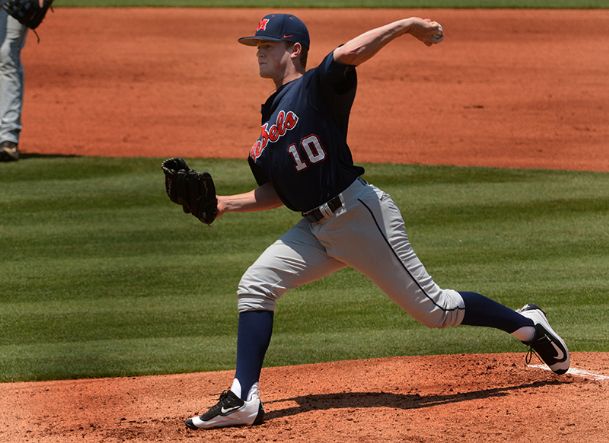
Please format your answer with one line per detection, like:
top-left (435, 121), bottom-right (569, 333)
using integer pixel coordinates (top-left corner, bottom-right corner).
top-left (288, 135), bottom-right (326, 171)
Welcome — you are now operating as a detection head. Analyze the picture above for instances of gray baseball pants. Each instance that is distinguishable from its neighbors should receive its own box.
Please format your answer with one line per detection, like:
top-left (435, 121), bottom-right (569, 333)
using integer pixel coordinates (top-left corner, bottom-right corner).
top-left (238, 178), bottom-right (465, 329)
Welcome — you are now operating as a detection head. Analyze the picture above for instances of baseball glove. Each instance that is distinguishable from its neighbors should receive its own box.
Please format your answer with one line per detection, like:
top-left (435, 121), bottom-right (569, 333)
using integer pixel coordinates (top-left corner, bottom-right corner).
top-left (2, 0), bottom-right (54, 30)
top-left (161, 157), bottom-right (218, 225)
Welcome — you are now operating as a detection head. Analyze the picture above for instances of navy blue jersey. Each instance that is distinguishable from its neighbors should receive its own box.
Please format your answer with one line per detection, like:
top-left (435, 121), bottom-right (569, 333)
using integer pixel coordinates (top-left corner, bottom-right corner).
top-left (248, 51), bottom-right (365, 212)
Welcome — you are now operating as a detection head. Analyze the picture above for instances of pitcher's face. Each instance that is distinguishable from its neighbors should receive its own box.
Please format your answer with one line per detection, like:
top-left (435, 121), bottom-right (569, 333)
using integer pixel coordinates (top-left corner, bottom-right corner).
top-left (256, 41), bottom-right (292, 79)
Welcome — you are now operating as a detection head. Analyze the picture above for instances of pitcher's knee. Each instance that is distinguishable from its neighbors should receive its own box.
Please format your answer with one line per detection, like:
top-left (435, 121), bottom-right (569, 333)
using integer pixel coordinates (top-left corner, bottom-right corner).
top-left (237, 292), bottom-right (277, 313)
top-left (237, 273), bottom-right (283, 313)
top-left (413, 289), bottom-right (465, 329)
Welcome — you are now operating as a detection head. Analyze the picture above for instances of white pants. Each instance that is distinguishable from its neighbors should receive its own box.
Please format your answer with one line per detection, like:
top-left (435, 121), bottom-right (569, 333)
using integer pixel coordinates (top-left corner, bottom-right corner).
top-left (238, 179), bottom-right (465, 329)
top-left (0, 10), bottom-right (26, 144)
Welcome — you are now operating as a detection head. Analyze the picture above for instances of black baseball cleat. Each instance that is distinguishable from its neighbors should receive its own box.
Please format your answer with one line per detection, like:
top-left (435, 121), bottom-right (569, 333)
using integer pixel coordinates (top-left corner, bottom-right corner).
top-left (185, 389), bottom-right (265, 430)
top-left (0, 141), bottom-right (19, 162)
top-left (517, 304), bottom-right (570, 374)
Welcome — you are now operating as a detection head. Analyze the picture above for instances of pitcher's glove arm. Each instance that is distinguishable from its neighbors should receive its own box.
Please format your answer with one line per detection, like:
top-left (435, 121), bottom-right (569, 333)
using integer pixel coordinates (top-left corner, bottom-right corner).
top-left (161, 157), bottom-right (218, 225)
top-left (2, 0), bottom-right (54, 30)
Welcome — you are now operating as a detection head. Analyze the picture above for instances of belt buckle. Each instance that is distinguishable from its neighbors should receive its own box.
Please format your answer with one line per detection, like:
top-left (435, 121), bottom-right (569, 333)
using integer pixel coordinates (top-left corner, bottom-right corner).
top-left (304, 193), bottom-right (346, 223)
top-left (318, 202), bottom-right (334, 218)
top-left (334, 193), bottom-right (346, 217)
top-left (318, 194), bottom-right (346, 220)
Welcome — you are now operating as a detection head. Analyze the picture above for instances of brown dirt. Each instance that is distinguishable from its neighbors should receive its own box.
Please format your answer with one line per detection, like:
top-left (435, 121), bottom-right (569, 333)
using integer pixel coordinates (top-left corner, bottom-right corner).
top-left (1, 353), bottom-right (608, 442)
top-left (21, 8), bottom-right (609, 171)
top-left (6, 8), bottom-right (609, 443)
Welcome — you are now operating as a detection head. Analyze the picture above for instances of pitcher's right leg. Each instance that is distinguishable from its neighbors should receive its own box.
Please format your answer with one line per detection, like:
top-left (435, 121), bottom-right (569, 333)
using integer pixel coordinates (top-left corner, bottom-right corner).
top-left (237, 218), bottom-right (345, 313)
top-left (187, 220), bottom-right (345, 430)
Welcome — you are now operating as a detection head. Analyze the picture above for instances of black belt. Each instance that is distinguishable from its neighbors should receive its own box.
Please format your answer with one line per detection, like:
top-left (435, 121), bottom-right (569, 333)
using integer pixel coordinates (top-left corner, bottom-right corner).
top-left (301, 178), bottom-right (367, 223)
top-left (302, 194), bottom-right (344, 223)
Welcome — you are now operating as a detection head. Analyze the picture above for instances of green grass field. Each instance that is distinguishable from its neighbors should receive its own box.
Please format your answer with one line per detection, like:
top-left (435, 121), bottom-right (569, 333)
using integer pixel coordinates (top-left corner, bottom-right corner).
top-left (1, 157), bottom-right (607, 382)
top-left (2, 0), bottom-right (608, 384)
top-left (53, 0), bottom-right (609, 8)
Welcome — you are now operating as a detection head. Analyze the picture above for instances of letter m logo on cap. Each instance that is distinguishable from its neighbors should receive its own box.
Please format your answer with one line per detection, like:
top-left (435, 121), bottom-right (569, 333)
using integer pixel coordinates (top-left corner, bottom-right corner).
top-left (256, 18), bottom-right (270, 31)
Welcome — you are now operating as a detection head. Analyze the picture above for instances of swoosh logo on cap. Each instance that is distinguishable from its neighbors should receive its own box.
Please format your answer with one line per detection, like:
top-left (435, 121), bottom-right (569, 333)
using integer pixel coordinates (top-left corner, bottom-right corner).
top-left (283, 34), bottom-right (294, 38)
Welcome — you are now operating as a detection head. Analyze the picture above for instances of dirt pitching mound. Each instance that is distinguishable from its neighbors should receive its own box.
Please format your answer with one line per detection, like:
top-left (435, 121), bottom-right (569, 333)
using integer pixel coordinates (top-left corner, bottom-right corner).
top-left (2, 353), bottom-right (608, 442)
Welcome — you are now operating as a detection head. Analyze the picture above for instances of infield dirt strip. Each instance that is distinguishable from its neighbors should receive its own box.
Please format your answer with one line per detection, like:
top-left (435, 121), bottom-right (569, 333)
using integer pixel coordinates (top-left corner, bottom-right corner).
top-left (7, 7), bottom-right (609, 443)
top-left (20, 8), bottom-right (609, 171)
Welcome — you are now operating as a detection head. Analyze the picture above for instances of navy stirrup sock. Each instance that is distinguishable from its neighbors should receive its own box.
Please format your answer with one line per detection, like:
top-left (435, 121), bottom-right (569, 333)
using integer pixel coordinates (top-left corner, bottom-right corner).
top-left (234, 310), bottom-right (274, 400)
top-left (460, 291), bottom-right (533, 333)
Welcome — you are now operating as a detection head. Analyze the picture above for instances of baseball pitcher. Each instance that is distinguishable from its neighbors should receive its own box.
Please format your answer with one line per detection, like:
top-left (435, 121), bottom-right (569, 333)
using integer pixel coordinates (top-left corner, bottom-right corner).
top-left (162, 14), bottom-right (570, 430)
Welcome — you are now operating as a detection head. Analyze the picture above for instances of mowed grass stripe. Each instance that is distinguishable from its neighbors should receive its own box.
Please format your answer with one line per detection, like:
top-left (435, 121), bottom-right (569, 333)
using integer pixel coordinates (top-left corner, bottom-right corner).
top-left (1, 157), bottom-right (608, 382)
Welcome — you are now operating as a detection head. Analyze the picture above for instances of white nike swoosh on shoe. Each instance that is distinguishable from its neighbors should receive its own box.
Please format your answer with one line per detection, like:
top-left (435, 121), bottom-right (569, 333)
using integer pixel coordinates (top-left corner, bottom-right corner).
top-left (220, 406), bottom-right (242, 415)
top-left (550, 340), bottom-right (566, 362)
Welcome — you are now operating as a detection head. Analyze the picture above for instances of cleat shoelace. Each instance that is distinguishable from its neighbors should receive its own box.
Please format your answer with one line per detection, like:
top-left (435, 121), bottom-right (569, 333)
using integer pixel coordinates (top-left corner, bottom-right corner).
top-left (525, 347), bottom-right (538, 366)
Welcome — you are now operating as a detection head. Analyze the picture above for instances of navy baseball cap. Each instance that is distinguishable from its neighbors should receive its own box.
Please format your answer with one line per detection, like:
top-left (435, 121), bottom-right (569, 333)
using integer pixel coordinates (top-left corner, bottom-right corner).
top-left (238, 14), bottom-right (310, 49)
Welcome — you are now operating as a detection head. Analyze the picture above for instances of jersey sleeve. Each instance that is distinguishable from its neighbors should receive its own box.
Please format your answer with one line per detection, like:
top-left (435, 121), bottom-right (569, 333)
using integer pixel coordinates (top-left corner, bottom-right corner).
top-left (316, 50), bottom-right (357, 96)
top-left (310, 50), bottom-right (357, 124)
top-left (248, 155), bottom-right (269, 186)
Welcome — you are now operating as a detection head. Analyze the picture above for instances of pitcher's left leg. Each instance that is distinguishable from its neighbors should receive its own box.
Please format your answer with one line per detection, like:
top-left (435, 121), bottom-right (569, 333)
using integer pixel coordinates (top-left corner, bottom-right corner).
top-left (316, 184), bottom-right (569, 373)
top-left (316, 185), bottom-right (464, 328)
